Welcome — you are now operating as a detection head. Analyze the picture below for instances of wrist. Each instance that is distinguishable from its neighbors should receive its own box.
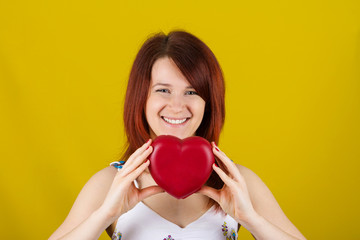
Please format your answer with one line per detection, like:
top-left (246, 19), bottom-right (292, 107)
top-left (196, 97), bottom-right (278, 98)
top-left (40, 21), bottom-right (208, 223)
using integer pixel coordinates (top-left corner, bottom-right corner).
top-left (236, 210), bottom-right (263, 231)
top-left (237, 213), bottom-right (302, 240)
top-left (95, 206), bottom-right (121, 227)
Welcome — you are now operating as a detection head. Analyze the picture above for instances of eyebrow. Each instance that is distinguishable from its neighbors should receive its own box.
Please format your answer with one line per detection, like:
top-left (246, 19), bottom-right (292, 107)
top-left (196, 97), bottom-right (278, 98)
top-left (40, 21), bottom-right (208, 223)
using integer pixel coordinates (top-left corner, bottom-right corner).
top-left (151, 83), bottom-right (194, 89)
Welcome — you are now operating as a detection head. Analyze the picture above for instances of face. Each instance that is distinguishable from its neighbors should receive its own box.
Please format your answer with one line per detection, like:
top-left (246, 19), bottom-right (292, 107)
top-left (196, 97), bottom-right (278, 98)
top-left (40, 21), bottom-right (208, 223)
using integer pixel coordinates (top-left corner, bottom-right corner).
top-left (145, 57), bottom-right (206, 139)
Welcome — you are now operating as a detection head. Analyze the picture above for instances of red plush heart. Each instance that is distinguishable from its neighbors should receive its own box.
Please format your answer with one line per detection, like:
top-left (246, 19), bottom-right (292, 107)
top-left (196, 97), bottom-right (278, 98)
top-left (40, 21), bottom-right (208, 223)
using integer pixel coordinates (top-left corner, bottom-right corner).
top-left (148, 135), bottom-right (215, 199)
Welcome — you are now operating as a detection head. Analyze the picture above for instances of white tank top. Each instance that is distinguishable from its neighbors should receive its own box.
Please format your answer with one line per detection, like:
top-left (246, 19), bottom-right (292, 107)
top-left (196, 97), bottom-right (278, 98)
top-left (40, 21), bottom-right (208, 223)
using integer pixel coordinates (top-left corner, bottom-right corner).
top-left (111, 201), bottom-right (239, 240)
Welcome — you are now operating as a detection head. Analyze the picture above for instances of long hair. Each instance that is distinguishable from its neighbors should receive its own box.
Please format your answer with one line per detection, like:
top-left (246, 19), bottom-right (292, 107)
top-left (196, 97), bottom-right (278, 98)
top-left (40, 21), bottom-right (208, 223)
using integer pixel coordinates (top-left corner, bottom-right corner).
top-left (122, 30), bottom-right (226, 191)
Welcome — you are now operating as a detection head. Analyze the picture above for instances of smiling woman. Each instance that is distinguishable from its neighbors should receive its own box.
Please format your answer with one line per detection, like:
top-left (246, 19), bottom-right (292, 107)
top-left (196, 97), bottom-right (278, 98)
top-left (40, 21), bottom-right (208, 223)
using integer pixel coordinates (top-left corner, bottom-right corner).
top-left (49, 31), bottom-right (307, 240)
top-left (145, 57), bottom-right (206, 139)
top-left (123, 31), bottom-right (225, 159)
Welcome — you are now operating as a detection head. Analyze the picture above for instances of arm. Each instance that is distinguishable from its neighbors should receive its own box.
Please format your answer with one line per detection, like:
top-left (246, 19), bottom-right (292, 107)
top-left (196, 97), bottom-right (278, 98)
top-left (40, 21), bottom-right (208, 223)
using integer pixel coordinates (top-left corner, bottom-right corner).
top-left (236, 164), bottom-right (306, 240)
top-left (49, 140), bottom-right (164, 240)
top-left (199, 143), bottom-right (306, 240)
top-left (48, 166), bottom-right (118, 240)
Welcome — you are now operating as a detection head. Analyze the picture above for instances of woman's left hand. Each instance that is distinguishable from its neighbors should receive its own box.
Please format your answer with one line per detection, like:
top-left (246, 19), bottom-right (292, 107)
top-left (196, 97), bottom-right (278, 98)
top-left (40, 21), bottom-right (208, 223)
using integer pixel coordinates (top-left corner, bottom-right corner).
top-left (198, 143), bottom-right (259, 225)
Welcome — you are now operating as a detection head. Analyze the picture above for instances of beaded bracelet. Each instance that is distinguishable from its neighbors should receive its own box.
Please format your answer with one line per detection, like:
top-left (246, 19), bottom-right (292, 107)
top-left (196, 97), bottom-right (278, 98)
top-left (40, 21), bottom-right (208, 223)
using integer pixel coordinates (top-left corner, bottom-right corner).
top-left (110, 161), bottom-right (125, 171)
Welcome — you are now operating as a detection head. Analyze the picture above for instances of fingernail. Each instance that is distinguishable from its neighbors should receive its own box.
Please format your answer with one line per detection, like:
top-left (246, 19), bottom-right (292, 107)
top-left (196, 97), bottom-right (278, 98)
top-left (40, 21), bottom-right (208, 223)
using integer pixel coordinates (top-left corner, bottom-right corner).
top-left (215, 147), bottom-right (220, 152)
top-left (146, 146), bottom-right (150, 150)
top-left (147, 139), bottom-right (151, 143)
top-left (214, 163), bottom-right (219, 167)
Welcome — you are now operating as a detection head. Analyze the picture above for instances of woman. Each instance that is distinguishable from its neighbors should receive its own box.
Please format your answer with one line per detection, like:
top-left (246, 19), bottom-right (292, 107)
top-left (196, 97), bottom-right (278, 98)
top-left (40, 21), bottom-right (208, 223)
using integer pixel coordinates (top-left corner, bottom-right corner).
top-left (49, 31), bottom-right (306, 240)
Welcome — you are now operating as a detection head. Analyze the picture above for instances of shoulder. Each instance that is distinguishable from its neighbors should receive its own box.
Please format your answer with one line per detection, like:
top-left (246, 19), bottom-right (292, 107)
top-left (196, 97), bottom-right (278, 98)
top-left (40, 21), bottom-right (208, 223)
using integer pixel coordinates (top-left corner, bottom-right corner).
top-left (235, 164), bottom-right (262, 185)
top-left (234, 164), bottom-right (276, 209)
top-left (235, 164), bottom-right (254, 176)
top-left (234, 163), bottom-right (265, 187)
top-left (228, 164), bottom-right (286, 228)
top-left (84, 166), bottom-right (118, 189)
top-left (68, 165), bottom-right (118, 213)
top-left (234, 164), bottom-right (307, 239)
top-left (49, 166), bottom-right (118, 239)
top-left (73, 166), bottom-right (118, 212)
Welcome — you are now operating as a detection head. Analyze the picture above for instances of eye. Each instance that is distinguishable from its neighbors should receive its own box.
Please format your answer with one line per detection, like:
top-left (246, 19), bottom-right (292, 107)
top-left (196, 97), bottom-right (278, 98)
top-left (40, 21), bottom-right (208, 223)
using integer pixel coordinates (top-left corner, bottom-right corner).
top-left (185, 90), bottom-right (198, 95)
top-left (155, 89), bottom-right (170, 93)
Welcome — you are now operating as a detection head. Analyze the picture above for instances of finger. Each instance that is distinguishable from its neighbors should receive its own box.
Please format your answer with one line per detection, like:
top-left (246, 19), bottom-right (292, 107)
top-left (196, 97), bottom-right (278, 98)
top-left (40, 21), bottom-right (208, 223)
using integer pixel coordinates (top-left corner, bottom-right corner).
top-left (127, 159), bottom-right (151, 181)
top-left (197, 185), bottom-right (220, 203)
top-left (212, 142), bottom-right (236, 168)
top-left (121, 146), bottom-right (153, 176)
top-left (138, 186), bottom-right (165, 201)
top-left (212, 163), bottom-right (238, 189)
top-left (126, 146), bottom-right (153, 172)
top-left (212, 143), bottom-right (242, 181)
top-left (125, 139), bottom-right (152, 165)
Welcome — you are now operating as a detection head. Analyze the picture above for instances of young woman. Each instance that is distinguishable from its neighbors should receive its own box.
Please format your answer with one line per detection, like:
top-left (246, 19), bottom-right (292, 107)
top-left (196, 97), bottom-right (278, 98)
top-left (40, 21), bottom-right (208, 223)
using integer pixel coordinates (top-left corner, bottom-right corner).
top-left (49, 31), bottom-right (306, 240)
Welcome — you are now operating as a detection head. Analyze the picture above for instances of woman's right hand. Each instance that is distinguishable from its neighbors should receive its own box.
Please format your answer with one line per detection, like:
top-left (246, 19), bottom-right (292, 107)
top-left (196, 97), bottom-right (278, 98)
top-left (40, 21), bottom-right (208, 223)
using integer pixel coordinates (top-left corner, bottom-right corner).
top-left (99, 139), bottom-right (164, 222)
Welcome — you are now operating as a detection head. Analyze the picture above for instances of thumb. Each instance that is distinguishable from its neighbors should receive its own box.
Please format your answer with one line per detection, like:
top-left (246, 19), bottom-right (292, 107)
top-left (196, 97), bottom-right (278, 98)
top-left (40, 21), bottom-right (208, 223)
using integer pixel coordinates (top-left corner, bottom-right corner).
top-left (198, 185), bottom-right (220, 203)
top-left (138, 186), bottom-right (165, 201)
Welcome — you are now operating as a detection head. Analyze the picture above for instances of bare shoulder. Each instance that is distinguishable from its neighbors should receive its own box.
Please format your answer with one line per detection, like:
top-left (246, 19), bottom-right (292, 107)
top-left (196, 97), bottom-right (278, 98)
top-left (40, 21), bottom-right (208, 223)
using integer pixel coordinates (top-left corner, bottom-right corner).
top-left (235, 163), bottom-right (263, 179)
top-left (49, 166), bottom-right (117, 239)
top-left (235, 164), bottom-right (273, 206)
top-left (67, 166), bottom-right (118, 216)
top-left (235, 163), bottom-right (281, 211)
top-left (234, 164), bottom-right (307, 240)
top-left (235, 164), bottom-right (267, 187)
top-left (84, 166), bottom-right (118, 189)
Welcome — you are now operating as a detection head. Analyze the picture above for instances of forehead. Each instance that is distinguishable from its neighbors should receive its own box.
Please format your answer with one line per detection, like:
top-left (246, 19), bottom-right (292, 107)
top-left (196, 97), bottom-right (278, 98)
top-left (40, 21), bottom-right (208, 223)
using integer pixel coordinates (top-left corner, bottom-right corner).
top-left (151, 57), bottom-right (192, 87)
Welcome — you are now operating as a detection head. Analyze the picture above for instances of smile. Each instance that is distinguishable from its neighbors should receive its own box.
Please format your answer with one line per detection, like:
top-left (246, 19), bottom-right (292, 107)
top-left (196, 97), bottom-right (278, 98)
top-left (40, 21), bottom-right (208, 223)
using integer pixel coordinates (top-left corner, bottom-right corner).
top-left (162, 116), bottom-right (189, 125)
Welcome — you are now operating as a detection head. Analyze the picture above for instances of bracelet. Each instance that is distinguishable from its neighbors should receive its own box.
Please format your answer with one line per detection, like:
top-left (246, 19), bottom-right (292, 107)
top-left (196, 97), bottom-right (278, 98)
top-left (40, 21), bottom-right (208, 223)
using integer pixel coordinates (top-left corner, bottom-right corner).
top-left (110, 161), bottom-right (125, 171)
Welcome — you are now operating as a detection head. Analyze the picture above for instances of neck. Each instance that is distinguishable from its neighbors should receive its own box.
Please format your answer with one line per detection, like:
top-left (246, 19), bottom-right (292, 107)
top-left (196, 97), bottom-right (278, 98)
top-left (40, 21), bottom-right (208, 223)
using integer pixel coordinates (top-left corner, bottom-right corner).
top-left (136, 170), bottom-right (211, 210)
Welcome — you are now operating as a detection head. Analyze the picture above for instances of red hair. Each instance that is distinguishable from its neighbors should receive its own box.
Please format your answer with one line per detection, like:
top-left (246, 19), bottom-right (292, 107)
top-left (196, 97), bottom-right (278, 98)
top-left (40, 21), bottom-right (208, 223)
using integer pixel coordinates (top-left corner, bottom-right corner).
top-left (121, 31), bottom-right (227, 201)
top-left (122, 30), bottom-right (225, 162)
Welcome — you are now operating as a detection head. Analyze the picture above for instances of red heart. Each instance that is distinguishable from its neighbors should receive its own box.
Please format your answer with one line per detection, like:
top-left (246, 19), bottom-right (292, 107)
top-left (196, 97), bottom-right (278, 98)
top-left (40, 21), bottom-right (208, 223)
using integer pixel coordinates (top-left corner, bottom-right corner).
top-left (148, 135), bottom-right (215, 199)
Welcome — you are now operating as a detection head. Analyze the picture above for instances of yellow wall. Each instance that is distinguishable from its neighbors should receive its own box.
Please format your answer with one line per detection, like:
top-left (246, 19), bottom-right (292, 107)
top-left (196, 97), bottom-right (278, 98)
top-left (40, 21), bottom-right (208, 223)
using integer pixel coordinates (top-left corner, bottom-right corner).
top-left (0, 0), bottom-right (359, 239)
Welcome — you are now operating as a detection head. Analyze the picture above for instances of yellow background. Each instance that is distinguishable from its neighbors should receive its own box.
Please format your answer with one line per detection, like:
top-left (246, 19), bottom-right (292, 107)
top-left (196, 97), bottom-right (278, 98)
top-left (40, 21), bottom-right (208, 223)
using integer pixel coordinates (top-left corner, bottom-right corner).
top-left (0, 0), bottom-right (359, 239)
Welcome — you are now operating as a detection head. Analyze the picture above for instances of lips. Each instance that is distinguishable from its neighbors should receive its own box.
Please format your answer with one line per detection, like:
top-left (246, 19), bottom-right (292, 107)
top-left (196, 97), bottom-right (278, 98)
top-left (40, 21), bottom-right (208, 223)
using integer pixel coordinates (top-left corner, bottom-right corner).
top-left (161, 116), bottom-right (190, 125)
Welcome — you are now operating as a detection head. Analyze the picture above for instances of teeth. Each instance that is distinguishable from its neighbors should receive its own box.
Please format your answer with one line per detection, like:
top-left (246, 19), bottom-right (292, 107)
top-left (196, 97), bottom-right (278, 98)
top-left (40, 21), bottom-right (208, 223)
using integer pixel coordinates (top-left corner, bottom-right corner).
top-left (163, 117), bottom-right (187, 124)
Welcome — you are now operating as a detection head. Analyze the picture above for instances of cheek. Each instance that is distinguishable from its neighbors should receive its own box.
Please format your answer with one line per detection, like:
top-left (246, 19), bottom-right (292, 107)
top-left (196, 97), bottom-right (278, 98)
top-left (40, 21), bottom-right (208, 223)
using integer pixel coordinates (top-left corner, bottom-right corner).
top-left (146, 96), bottom-right (163, 117)
top-left (145, 98), bottom-right (154, 121)
top-left (193, 100), bottom-right (206, 119)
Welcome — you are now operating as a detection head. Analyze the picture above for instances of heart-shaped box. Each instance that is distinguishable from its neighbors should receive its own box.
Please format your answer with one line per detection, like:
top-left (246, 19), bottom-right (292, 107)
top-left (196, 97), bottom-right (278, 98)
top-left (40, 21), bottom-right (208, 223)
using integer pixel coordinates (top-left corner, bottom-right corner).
top-left (148, 135), bottom-right (215, 199)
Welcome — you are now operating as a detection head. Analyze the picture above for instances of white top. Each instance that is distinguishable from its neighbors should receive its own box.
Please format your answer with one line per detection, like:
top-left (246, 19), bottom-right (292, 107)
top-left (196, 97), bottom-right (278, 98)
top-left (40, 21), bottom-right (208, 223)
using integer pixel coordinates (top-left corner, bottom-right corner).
top-left (111, 201), bottom-right (239, 240)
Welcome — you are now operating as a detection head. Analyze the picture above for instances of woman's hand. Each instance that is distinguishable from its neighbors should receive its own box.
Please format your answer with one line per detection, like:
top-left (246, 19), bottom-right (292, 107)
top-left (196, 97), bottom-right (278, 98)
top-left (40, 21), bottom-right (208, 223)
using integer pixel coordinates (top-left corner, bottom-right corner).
top-left (198, 143), bottom-right (258, 225)
top-left (99, 139), bottom-right (164, 222)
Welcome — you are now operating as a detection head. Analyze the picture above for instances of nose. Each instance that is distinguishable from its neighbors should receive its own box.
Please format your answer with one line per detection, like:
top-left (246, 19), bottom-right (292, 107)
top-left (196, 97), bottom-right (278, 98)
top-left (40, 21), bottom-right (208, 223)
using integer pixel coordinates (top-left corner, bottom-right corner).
top-left (168, 94), bottom-right (185, 113)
